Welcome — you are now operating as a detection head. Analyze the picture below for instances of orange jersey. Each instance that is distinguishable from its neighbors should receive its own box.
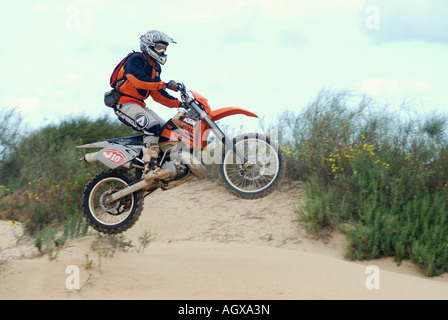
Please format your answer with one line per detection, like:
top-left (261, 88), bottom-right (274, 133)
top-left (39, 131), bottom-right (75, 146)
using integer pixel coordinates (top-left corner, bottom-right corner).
top-left (114, 52), bottom-right (181, 109)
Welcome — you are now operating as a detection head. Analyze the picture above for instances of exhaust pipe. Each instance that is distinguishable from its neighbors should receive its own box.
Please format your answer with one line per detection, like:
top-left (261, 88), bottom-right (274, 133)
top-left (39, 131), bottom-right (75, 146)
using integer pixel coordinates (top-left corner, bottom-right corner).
top-left (80, 152), bottom-right (99, 163)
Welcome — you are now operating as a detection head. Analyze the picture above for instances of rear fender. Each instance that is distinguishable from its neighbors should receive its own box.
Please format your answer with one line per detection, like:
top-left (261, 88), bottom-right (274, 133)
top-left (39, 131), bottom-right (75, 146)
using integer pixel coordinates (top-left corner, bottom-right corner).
top-left (96, 144), bottom-right (139, 169)
top-left (76, 141), bottom-right (108, 149)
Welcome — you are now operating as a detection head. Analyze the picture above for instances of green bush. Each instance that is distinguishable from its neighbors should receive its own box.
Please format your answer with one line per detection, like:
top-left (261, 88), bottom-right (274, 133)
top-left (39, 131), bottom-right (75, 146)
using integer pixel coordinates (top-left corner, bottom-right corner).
top-left (0, 115), bottom-right (135, 186)
top-left (279, 90), bottom-right (448, 276)
top-left (0, 114), bottom-right (135, 240)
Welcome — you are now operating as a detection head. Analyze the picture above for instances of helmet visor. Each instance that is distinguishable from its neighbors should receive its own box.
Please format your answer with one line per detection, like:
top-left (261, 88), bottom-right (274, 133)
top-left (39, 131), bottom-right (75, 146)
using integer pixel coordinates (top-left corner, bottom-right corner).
top-left (154, 42), bottom-right (168, 54)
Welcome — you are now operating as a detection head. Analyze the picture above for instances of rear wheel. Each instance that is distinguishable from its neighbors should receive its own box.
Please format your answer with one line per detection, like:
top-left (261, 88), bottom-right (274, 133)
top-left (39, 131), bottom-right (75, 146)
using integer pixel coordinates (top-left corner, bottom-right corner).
top-left (81, 170), bottom-right (144, 234)
top-left (220, 133), bottom-right (285, 199)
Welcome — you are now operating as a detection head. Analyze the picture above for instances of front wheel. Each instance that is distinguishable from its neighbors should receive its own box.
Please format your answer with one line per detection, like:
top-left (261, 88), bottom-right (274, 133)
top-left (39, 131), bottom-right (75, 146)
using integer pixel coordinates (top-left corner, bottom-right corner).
top-left (81, 170), bottom-right (144, 234)
top-left (220, 133), bottom-right (285, 199)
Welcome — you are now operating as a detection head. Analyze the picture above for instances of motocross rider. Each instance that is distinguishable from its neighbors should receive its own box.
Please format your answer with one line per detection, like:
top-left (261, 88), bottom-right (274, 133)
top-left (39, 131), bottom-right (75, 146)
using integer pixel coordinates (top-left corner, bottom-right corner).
top-left (111, 30), bottom-right (183, 181)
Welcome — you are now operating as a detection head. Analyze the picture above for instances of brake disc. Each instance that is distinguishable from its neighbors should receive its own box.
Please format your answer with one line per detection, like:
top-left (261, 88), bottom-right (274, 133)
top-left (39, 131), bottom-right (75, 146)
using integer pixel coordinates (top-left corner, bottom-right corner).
top-left (99, 190), bottom-right (122, 215)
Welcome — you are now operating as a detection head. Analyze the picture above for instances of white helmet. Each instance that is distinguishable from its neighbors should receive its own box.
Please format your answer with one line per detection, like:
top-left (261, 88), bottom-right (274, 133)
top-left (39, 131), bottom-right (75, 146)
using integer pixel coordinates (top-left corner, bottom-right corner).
top-left (140, 30), bottom-right (177, 65)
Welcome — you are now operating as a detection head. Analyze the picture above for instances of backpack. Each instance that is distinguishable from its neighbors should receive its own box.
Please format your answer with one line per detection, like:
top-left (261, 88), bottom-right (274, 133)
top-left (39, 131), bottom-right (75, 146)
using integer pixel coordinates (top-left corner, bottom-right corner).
top-left (105, 51), bottom-right (146, 107)
top-left (109, 51), bottom-right (145, 88)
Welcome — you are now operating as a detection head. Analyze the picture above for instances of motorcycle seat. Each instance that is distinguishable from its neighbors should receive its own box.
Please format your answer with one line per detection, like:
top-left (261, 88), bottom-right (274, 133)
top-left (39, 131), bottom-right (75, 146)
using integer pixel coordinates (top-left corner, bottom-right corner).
top-left (107, 135), bottom-right (144, 146)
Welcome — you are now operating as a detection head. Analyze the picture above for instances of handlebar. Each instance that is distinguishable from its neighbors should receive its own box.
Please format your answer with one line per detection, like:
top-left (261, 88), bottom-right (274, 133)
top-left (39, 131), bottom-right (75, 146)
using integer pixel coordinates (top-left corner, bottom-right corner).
top-left (174, 82), bottom-right (207, 115)
top-left (177, 82), bottom-right (189, 102)
top-left (177, 82), bottom-right (186, 93)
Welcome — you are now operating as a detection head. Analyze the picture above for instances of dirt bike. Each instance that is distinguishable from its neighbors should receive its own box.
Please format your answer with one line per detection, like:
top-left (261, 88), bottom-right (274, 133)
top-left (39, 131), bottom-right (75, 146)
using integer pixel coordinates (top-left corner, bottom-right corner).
top-left (77, 83), bottom-right (285, 234)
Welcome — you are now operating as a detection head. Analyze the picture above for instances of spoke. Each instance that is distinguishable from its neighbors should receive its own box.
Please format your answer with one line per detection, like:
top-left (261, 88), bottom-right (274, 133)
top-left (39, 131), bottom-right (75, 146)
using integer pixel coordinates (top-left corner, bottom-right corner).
top-left (223, 138), bottom-right (280, 193)
top-left (89, 178), bottom-right (134, 226)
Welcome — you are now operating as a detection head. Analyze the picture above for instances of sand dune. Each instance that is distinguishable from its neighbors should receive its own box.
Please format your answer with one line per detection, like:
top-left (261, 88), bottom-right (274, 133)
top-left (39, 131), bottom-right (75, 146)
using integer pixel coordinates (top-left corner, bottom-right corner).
top-left (1, 179), bottom-right (447, 300)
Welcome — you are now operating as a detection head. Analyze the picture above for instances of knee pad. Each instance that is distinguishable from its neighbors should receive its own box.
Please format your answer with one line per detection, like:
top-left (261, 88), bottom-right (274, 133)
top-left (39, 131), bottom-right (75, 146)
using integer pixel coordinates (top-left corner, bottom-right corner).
top-left (135, 113), bottom-right (150, 130)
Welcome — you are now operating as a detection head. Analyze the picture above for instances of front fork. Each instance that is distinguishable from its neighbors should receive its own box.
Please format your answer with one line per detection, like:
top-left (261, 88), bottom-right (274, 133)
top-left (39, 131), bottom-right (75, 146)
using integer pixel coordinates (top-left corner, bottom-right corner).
top-left (188, 100), bottom-right (246, 164)
top-left (209, 119), bottom-right (246, 164)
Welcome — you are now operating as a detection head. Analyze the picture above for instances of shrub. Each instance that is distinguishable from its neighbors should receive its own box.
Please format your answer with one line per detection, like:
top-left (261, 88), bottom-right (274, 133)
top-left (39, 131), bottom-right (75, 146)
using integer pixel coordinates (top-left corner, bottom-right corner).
top-left (0, 114), bottom-right (135, 252)
top-left (279, 89), bottom-right (448, 276)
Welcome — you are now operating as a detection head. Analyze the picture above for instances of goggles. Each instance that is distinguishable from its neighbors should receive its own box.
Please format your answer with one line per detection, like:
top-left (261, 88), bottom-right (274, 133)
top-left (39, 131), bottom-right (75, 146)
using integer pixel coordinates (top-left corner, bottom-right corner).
top-left (153, 42), bottom-right (168, 54)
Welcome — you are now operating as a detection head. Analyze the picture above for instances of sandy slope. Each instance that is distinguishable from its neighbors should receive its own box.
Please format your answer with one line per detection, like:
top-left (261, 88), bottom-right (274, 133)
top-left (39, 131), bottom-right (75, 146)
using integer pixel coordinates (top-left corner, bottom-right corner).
top-left (0, 179), bottom-right (447, 300)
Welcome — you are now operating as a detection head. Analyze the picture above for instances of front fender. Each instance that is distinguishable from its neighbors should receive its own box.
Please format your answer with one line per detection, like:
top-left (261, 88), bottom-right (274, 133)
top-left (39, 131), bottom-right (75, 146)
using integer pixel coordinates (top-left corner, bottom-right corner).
top-left (208, 107), bottom-right (258, 122)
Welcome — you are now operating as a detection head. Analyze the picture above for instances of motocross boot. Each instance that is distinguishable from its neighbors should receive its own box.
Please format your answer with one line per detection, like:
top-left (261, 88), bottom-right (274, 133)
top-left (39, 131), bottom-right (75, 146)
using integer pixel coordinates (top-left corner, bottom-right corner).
top-left (142, 143), bottom-right (172, 182)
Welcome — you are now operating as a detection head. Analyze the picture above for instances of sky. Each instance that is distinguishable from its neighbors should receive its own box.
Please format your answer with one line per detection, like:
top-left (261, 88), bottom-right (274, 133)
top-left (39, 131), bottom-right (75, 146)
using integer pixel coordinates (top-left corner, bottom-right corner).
top-left (1, 0), bottom-right (447, 132)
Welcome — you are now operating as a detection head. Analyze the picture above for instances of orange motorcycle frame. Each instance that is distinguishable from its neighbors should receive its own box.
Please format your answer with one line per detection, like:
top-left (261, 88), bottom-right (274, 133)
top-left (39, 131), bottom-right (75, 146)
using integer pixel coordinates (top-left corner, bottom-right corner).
top-left (159, 90), bottom-right (258, 151)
